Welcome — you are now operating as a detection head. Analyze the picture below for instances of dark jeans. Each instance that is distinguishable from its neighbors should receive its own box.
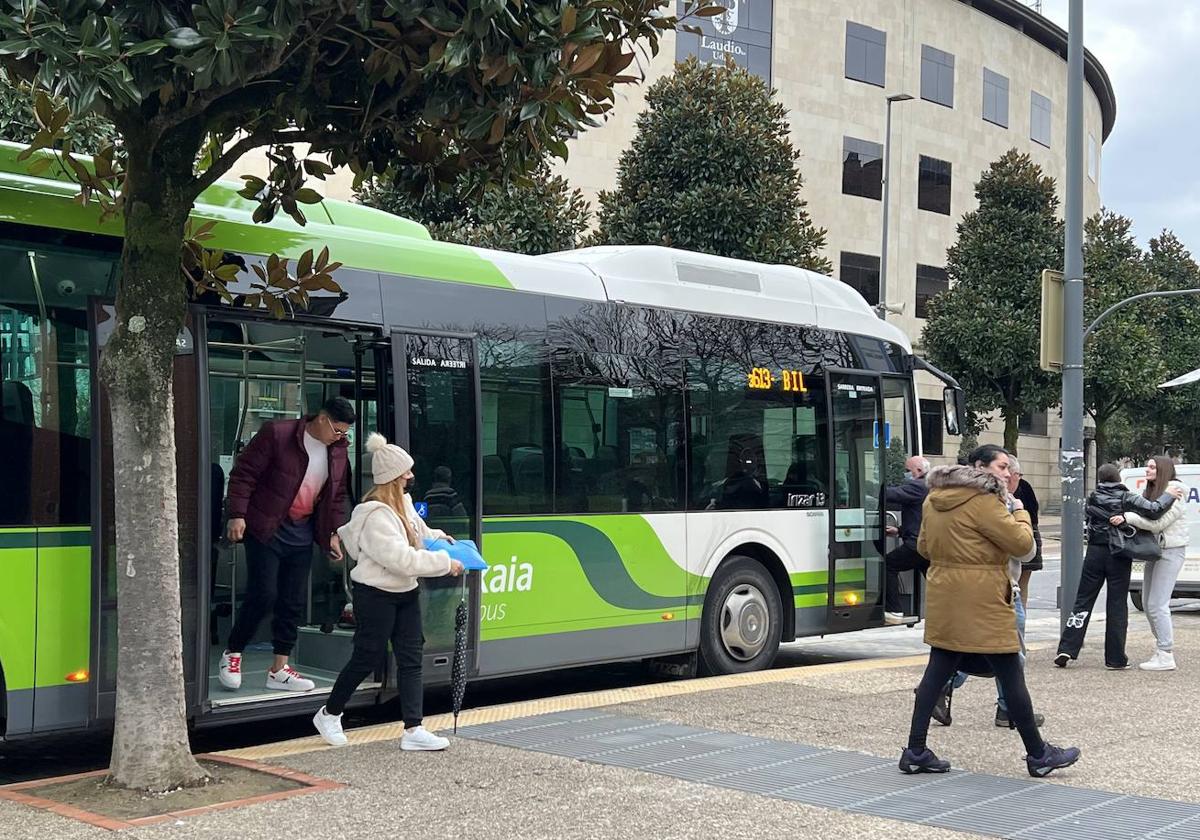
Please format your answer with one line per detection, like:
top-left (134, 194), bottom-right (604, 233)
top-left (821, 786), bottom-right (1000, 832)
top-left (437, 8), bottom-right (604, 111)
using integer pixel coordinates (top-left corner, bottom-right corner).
top-left (885, 542), bottom-right (929, 614)
top-left (910, 647), bottom-right (1043, 756)
top-left (227, 535), bottom-right (312, 657)
top-left (326, 583), bottom-right (425, 727)
top-left (1057, 543), bottom-right (1131, 667)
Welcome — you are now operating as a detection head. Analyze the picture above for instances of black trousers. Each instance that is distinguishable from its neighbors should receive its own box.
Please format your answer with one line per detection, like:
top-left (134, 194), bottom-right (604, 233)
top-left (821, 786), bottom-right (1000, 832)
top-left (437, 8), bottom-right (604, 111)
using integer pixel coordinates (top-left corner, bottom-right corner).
top-left (227, 535), bottom-right (312, 657)
top-left (1057, 543), bottom-right (1131, 668)
top-left (910, 647), bottom-right (1044, 756)
top-left (326, 582), bottom-right (425, 726)
top-left (885, 543), bottom-right (929, 614)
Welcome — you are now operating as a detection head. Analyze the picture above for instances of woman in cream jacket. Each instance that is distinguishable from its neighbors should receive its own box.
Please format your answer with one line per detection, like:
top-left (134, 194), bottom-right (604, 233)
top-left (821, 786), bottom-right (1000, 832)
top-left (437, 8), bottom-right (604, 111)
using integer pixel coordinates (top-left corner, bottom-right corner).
top-left (1118, 456), bottom-right (1191, 671)
top-left (312, 433), bottom-right (463, 749)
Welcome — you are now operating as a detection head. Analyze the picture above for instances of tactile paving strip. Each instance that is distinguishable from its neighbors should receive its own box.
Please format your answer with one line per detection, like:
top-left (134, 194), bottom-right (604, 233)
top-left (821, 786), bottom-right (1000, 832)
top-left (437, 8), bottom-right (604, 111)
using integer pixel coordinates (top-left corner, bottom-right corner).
top-left (456, 710), bottom-right (1200, 840)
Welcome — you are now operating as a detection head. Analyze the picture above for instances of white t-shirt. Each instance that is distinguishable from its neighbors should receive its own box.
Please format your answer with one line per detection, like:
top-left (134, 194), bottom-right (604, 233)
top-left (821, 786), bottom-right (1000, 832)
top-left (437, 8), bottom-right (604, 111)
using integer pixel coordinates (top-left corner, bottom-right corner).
top-left (288, 431), bottom-right (330, 520)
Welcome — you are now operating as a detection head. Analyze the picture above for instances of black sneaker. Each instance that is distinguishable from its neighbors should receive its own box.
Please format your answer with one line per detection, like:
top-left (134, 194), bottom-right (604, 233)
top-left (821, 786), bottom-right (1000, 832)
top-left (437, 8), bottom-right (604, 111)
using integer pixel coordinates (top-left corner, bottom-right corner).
top-left (915, 686), bottom-right (953, 726)
top-left (1054, 653), bottom-right (1071, 668)
top-left (995, 705), bottom-right (1045, 728)
top-left (1026, 743), bottom-right (1081, 777)
top-left (1105, 662), bottom-right (1131, 670)
top-left (899, 747), bottom-right (951, 774)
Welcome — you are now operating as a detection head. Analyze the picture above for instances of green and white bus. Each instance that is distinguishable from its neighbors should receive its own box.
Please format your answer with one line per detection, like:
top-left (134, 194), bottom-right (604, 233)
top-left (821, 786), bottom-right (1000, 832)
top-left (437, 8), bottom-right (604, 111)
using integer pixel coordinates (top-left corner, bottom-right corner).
top-left (0, 140), bottom-right (964, 741)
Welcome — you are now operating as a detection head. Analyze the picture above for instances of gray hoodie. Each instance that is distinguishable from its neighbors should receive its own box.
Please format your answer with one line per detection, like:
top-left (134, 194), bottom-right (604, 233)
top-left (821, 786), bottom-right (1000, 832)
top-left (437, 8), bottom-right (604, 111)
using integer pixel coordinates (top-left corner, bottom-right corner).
top-left (337, 498), bottom-right (452, 593)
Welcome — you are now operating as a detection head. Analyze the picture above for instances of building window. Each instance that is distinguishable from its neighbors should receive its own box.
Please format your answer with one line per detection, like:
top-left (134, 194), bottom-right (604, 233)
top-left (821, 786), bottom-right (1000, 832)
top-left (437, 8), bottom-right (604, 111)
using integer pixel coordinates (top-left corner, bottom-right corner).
top-left (842, 137), bottom-right (883, 200)
top-left (1030, 91), bottom-right (1052, 147)
top-left (919, 399), bottom-right (944, 456)
top-left (838, 252), bottom-right (880, 307)
top-left (1088, 134), bottom-right (1099, 182)
top-left (845, 21), bottom-right (886, 87)
top-left (917, 155), bottom-right (952, 215)
top-left (982, 68), bottom-right (1009, 128)
top-left (1019, 410), bottom-right (1049, 436)
top-left (920, 45), bottom-right (955, 108)
top-left (915, 264), bottom-right (949, 319)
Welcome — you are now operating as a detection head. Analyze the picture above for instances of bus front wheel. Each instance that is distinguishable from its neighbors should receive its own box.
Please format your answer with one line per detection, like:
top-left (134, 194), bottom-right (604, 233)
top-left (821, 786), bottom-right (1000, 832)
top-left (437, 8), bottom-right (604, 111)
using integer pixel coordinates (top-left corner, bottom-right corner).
top-left (1130, 590), bottom-right (1144, 612)
top-left (699, 556), bottom-right (782, 675)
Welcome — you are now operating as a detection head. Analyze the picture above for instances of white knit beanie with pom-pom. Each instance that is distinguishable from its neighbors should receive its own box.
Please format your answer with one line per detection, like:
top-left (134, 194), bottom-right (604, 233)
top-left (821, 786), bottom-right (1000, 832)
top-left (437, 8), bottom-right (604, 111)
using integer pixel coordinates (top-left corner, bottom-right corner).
top-left (365, 432), bottom-right (414, 485)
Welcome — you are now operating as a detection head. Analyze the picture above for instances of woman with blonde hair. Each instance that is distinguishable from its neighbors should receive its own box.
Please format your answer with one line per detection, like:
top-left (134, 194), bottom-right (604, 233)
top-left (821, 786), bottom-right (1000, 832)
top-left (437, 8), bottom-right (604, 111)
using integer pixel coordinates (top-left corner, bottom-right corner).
top-left (312, 433), bottom-right (463, 749)
top-left (1117, 456), bottom-right (1191, 671)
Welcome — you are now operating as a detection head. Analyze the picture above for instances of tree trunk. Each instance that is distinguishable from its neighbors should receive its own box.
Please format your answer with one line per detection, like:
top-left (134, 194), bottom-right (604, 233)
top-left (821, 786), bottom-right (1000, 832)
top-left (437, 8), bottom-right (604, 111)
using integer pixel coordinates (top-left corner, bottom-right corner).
top-left (1094, 419), bottom-right (1108, 466)
top-left (1002, 407), bottom-right (1020, 455)
top-left (102, 140), bottom-right (208, 792)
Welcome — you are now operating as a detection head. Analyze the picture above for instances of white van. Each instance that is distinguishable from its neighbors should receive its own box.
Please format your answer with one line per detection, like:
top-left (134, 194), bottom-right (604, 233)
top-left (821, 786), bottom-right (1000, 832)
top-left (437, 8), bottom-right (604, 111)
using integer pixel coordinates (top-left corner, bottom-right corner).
top-left (1121, 464), bottom-right (1200, 611)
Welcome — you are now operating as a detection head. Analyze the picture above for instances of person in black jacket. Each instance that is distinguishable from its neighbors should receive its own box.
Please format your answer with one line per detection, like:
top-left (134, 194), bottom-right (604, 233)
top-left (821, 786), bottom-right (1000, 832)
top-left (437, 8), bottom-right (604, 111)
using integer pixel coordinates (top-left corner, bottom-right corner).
top-left (1055, 463), bottom-right (1184, 669)
top-left (1010, 460), bottom-right (1041, 607)
top-left (884, 456), bottom-right (931, 624)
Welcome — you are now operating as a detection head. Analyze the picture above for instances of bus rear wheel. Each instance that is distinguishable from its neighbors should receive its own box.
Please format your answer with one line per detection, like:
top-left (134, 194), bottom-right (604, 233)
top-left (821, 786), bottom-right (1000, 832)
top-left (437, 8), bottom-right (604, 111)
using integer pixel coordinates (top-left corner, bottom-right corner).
top-left (1130, 590), bottom-right (1144, 612)
top-left (699, 556), bottom-right (782, 675)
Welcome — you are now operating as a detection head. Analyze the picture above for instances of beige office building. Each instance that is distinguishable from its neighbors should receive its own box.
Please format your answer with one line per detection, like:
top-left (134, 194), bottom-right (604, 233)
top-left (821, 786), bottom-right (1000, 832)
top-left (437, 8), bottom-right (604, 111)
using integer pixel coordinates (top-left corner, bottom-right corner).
top-left (550, 0), bottom-right (1115, 507)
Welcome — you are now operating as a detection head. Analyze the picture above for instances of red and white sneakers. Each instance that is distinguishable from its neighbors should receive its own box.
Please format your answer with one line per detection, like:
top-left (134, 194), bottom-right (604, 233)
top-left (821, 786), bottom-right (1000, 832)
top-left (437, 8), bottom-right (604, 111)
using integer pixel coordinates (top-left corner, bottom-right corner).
top-left (267, 664), bottom-right (316, 692)
top-left (218, 650), bottom-right (242, 690)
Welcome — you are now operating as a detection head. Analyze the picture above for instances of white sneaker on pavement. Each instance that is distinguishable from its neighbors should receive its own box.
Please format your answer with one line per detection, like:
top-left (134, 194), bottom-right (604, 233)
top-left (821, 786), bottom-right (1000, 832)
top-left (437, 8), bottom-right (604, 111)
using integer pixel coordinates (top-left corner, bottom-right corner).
top-left (313, 707), bottom-right (348, 746)
top-left (1140, 650), bottom-right (1177, 671)
top-left (218, 651), bottom-right (242, 690)
top-left (401, 726), bottom-right (449, 751)
top-left (884, 612), bottom-right (905, 626)
top-left (267, 664), bottom-right (316, 692)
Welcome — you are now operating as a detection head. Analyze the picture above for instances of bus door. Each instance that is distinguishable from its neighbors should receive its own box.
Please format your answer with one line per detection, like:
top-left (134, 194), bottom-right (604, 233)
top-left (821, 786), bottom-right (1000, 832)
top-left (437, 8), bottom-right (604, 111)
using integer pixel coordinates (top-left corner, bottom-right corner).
top-left (880, 375), bottom-right (921, 621)
top-left (202, 317), bottom-right (382, 712)
top-left (390, 330), bottom-right (482, 684)
top-left (825, 370), bottom-right (886, 632)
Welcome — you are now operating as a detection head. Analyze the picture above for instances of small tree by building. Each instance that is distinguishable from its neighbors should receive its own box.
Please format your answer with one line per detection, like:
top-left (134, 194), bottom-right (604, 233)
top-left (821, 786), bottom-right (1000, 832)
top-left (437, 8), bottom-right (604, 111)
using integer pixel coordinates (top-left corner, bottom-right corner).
top-left (591, 58), bottom-right (831, 273)
top-left (921, 150), bottom-right (1063, 454)
top-left (358, 162), bottom-right (590, 255)
top-left (1082, 210), bottom-right (1166, 462)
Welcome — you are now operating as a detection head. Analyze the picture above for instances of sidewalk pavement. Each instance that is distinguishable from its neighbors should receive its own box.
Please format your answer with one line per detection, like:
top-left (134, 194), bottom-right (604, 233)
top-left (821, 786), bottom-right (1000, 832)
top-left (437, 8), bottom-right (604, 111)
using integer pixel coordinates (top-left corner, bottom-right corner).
top-left (5, 614), bottom-right (1200, 840)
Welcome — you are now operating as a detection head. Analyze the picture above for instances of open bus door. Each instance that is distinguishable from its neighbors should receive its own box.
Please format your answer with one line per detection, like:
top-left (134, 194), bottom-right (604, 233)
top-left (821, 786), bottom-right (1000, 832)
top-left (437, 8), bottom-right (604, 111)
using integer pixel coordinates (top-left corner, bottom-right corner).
top-left (198, 316), bottom-right (387, 718)
top-left (389, 329), bottom-right (483, 684)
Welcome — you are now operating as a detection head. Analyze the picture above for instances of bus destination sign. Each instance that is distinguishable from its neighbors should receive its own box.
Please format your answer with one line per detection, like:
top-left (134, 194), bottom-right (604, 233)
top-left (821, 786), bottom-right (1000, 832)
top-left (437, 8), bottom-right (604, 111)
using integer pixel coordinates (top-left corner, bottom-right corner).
top-left (747, 367), bottom-right (808, 394)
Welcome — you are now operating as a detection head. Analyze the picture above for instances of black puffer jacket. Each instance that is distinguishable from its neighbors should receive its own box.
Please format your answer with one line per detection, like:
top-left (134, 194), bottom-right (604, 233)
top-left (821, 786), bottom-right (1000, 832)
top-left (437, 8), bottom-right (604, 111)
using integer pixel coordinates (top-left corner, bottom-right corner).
top-left (1085, 481), bottom-right (1176, 546)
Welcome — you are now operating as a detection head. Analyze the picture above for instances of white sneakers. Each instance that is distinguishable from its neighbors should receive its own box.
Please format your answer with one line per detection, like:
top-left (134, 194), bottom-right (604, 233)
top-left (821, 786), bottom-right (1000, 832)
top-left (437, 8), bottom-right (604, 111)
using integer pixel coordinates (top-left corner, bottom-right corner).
top-left (218, 651), bottom-right (242, 690)
top-left (401, 726), bottom-right (450, 751)
top-left (310, 712), bottom-right (450, 752)
top-left (313, 707), bottom-right (348, 746)
top-left (884, 612), bottom-right (905, 626)
top-left (219, 652), bottom-right (317, 692)
top-left (1139, 650), bottom-right (1177, 671)
top-left (267, 664), bottom-right (317, 692)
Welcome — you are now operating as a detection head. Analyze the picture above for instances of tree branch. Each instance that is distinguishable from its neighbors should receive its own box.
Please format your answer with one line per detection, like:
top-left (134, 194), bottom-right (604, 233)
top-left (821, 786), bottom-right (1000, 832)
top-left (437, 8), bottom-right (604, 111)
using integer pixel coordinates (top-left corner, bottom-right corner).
top-left (187, 128), bottom-right (275, 201)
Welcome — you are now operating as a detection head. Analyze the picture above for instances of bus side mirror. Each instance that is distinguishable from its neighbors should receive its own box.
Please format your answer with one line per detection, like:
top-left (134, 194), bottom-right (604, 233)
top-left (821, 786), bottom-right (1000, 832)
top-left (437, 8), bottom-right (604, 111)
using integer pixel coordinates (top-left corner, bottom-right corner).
top-left (944, 387), bottom-right (965, 436)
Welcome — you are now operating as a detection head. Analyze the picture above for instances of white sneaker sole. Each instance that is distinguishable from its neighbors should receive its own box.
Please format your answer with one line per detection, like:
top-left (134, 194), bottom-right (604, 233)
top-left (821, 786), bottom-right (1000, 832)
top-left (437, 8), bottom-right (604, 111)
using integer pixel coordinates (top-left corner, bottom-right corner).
top-left (267, 680), bottom-right (316, 692)
top-left (1139, 663), bottom-right (1176, 671)
top-left (401, 740), bottom-right (449, 751)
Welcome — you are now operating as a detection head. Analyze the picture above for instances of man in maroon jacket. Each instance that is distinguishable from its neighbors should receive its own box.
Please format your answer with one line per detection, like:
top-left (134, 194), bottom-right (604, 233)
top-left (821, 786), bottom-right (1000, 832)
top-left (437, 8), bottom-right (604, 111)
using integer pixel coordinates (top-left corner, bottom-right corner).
top-left (219, 396), bottom-right (356, 693)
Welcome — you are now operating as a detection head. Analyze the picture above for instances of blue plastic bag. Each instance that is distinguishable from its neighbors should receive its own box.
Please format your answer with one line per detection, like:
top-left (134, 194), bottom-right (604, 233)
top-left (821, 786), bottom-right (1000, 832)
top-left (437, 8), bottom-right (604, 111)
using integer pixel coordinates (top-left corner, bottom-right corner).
top-left (423, 538), bottom-right (488, 571)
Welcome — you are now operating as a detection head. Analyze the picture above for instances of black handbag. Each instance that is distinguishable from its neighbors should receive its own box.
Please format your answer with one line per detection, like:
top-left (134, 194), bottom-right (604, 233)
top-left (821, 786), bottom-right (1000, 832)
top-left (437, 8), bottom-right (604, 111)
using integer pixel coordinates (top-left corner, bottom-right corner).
top-left (1109, 524), bottom-right (1162, 562)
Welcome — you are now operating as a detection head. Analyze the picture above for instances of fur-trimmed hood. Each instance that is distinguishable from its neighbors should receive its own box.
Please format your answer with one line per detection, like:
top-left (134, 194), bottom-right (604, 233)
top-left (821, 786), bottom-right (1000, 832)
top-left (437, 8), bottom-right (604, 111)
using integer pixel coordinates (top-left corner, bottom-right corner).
top-left (926, 464), bottom-right (1008, 512)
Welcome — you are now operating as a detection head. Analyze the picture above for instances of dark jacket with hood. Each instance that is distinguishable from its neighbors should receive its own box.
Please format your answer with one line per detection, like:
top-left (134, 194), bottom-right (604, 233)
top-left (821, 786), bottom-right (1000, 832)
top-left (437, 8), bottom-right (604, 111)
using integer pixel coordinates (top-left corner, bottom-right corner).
top-left (917, 465), bottom-right (1034, 654)
top-left (1085, 481), bottom-right (1176, 547)
top-left (225, 417), bottom-right (350, 551)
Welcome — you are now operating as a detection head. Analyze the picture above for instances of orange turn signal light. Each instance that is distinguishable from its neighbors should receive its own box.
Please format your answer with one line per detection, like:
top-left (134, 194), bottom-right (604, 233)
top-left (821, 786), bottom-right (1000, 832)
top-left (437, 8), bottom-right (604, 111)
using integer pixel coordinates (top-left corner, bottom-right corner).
top-left (661, 612), bottom-right (675, 621)
top-left (65, 669), bottom-right (89, 683)
top-left (843, 592), bottom-right (860, 606)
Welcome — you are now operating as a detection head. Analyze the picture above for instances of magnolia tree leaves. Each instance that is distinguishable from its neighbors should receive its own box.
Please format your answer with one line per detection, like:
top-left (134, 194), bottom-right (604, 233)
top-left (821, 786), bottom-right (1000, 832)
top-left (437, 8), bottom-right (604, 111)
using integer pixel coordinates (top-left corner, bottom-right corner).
top-left (590, 57), bottom-right (831, 272)
top-left (921, 150), bottom-right (1063, 453)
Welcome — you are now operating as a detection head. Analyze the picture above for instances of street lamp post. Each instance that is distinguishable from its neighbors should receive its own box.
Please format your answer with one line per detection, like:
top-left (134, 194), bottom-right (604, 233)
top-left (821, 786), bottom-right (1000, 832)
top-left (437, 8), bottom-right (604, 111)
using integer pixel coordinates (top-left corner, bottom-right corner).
top-left (1060, 0), bottom-right (1085, 632)
top-left (879, 93), bottom-right (914, 320)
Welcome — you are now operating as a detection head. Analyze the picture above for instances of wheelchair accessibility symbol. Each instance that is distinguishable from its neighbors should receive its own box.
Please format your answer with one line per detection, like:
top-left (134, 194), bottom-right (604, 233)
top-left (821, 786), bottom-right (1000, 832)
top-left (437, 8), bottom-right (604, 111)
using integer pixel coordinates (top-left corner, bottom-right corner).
top-left (414, 502), bottom-right (428, 519)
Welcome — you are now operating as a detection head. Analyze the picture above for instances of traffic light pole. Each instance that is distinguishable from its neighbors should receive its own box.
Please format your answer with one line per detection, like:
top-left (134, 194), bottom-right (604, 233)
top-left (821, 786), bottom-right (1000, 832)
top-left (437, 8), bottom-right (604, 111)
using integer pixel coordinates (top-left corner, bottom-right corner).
top-left (1059, 0), bottom-right (1085, 633)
